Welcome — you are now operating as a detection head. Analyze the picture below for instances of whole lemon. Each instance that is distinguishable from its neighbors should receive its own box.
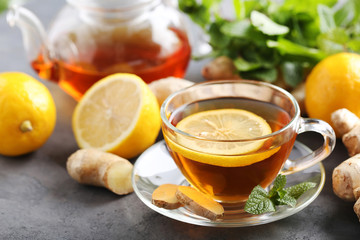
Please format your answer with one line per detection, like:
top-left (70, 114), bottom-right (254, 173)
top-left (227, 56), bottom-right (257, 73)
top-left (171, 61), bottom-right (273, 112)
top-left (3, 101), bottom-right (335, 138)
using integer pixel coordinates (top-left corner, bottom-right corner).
top-left (305, 52), bottom-right (360, 128)
top-left (0, 72), bottom-right (56, 156)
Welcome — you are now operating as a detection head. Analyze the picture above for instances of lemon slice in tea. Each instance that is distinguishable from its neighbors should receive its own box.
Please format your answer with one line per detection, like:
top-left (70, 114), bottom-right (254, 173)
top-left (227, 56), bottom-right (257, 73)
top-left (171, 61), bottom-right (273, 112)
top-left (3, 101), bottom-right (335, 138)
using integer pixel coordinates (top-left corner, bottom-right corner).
top-left (166, 109), bottom-right (279, 167)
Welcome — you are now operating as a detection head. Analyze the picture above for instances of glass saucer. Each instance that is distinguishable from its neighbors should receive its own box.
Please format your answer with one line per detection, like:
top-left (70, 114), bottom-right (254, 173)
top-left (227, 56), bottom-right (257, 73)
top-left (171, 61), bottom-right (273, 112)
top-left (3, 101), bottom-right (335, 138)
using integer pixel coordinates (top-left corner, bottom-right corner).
top-left (132, 140), bottom-right (325, 227)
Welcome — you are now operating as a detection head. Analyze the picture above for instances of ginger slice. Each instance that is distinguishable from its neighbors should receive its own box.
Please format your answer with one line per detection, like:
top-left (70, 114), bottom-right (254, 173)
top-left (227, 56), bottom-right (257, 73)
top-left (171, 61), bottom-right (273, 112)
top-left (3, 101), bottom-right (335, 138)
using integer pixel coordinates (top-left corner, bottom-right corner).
top-left (152, 184), bottom-right (182, 209)
top-left (175, 186), bottom-right (224, 220)
top-left (105, 160), bottom-right (134, 195)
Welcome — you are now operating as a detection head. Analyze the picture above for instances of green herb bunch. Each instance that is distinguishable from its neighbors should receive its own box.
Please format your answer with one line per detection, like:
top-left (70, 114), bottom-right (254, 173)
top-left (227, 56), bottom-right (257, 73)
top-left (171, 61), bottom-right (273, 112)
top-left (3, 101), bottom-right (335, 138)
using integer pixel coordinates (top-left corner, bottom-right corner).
top-left (244, 174), bottom-right (316, 214)
top-left (179, 0), bottom-right (360, 88)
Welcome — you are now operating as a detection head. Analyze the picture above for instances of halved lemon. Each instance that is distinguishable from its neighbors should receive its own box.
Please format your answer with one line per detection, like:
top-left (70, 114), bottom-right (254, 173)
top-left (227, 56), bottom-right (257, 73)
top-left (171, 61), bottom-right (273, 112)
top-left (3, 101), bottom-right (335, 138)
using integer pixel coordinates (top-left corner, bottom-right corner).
top-left (72, 73), bottom-right (161, 159)
top-left (165, 109), bottom-right (279, 167)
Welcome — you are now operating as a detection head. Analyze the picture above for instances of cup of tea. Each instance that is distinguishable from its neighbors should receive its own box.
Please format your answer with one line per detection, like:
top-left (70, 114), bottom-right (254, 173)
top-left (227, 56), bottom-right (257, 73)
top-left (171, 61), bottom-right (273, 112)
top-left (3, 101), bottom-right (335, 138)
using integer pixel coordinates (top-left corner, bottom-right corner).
top-left (160, 80), bottom-right (336, 204)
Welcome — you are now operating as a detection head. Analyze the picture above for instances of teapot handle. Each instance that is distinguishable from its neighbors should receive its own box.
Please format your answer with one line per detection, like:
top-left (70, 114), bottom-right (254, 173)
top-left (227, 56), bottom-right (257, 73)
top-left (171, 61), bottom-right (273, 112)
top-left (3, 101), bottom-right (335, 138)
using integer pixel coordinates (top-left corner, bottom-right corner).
top-left (7, 5), bottom-right (49, 62)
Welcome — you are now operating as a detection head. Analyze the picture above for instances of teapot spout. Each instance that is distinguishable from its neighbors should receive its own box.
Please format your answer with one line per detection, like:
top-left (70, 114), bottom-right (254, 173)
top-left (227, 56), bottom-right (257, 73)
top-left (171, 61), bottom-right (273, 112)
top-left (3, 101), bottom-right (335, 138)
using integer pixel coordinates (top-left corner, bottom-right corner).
top-left (7, 5), bottom-right (50, 63)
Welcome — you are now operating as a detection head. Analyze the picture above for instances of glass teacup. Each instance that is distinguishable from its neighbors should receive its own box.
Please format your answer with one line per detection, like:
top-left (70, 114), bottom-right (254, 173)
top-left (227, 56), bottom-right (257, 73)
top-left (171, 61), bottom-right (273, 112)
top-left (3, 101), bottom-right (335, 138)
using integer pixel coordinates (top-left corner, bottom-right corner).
top-left (161, 80), bottom-right (335, 204)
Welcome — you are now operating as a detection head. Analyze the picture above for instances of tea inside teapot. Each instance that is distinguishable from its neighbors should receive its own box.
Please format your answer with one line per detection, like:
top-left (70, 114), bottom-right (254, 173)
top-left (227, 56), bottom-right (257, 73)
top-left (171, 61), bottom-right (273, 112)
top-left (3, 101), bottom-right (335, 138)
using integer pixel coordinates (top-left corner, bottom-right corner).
top-left (9, 0), bottom-right (191, 100)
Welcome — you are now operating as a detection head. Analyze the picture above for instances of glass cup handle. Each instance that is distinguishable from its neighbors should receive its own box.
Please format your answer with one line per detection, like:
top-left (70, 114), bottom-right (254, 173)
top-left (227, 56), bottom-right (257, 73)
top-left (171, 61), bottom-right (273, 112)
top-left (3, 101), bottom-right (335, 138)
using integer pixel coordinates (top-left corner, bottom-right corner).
top-left (281, 118), bottom-right (336, 175)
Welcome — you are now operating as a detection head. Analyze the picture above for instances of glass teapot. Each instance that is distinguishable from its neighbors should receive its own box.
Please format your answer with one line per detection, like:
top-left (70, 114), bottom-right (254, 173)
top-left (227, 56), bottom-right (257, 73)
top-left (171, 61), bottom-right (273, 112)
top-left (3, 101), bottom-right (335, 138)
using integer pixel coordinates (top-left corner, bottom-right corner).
top-left (7, 0), bottom-right (191, 100)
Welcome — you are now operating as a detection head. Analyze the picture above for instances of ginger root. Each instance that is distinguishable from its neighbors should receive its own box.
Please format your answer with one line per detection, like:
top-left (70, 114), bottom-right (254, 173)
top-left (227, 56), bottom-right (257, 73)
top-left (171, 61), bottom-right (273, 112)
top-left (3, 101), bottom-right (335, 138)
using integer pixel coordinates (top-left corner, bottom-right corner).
top-left (148, 77), bottom-right (194, 106)
top-left (332, 154), bottom-right (360, 221)
top-left (331, 108), bottom-right (360, 156)
top-left (67, 149), bottom-right (133, 195)
top-left (354, 198), bottom-right (360, 220)
top-left (151, 184), bottom-right (224, 220)
top-left (333, 154), bottom-right (360, 201)
top-left (201, 56), bottom-right (240, 80)
top-left (343, 125), bottom-right (360, 157)
top-left (331, 109), bottom-right (360, 220)
top-left (175, 186), bottom-right (224, 221)
top-left (331, 108), bottom-right (360, 137)
top-left (152, 184), bottom-right (182, 209)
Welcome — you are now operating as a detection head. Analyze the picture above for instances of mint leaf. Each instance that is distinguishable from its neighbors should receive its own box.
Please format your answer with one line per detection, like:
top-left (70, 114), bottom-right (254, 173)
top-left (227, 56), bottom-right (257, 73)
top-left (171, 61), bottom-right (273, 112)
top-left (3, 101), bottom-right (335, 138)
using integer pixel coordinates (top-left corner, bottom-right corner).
top-left (233, 57), bottom-right (261, 71)
top-left (245, 175), bottom-right (317, 215)
top-left (280, 0), bottom-right (337, 18)
top-left (178, 0), bottom-right (210, 29)
top-left (276, 193), bottom-right (297, 207)
top-left (244, 185), bottom-right (276, 214)
top-left (348, 39), bottom-right (360, 52)
top-left (209, 22), bottom-right (230, 49)
top-left (220, 20), bottom-right (252, 38)
top-left (251, 10), bottom-right (289, 36)
top-left (333, 0), bottom-right (359, 27)
top-left (267, 39), bottom-right (327, 61)
top-left (232, 0), bottom-right (243, 20)
top-left (285, 181), bottom-right (317, 199)
top-left (318, 4), bottom-right (336, 33)
top-left (317, 36), bottom-right (346, 55)
top-left (0, 0), bottom-right (8, 13)
top-left (277, 189), bottom-right (288, 199)
top-left (281, 61), bottom-right (304, 88)
top-left (269, 174), bottom-right (286, 197)
top-left (243, 68), bottom-right (278, 83)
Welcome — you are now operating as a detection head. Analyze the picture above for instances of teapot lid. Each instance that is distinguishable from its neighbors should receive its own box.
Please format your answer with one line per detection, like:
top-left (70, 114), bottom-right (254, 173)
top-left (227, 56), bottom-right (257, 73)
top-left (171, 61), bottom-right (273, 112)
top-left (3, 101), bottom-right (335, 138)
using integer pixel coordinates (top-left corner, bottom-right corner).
top-left (67, 0), bottom-right (158, 10)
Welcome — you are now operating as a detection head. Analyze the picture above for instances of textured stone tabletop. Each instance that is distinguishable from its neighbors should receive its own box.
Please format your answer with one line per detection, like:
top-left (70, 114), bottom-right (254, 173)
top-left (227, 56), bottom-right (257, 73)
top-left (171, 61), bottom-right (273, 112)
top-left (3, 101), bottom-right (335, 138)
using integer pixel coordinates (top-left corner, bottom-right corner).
top-left (0, 1), bottom-right (359, 239)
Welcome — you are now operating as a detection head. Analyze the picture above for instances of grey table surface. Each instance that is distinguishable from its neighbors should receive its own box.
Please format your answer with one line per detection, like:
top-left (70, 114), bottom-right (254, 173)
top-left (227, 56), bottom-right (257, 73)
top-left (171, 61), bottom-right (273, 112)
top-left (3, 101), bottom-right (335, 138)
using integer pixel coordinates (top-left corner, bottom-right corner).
top-left (0, 1), bottom-right (359, 239)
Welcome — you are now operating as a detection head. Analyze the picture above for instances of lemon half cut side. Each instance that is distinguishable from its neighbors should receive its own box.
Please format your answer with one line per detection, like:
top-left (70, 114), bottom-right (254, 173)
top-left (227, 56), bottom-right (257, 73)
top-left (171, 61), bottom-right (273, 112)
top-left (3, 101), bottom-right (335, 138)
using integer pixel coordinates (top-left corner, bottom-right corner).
top-left (168, 109), bottom-right (279, 167)
top-left (72, 73), bottom-right (161, 159)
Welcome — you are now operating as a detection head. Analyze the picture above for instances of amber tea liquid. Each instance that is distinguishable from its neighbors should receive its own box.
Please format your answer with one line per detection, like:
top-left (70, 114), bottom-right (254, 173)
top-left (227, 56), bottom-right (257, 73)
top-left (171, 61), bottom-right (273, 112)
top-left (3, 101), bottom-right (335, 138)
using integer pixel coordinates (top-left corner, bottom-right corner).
top-left (31, 28), bottom-right (190, 100)
top-left (164, 97), bottom-right (296, 203)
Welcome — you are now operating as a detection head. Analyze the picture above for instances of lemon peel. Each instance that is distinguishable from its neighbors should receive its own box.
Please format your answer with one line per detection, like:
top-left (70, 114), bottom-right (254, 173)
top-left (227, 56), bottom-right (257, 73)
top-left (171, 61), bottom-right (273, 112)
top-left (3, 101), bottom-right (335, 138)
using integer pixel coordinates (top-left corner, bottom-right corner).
top-left (305, 52), bottom-right (360, 128)
top-left (0, 72), bottom-right (56, 156)
top-left (166, 137), bottom-right (280, 167)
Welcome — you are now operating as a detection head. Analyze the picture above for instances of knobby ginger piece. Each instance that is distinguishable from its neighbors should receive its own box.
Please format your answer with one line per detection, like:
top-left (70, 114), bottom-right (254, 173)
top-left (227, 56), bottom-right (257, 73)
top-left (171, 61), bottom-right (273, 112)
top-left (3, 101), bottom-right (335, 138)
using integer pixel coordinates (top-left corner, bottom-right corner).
top-left (332, 154), bottom-right (360, 202)
top-left (331, 110), bottom-right (360, 221)
top-left (352, 196), bottom-right (360, 222)
top-left (331, 108), bottom-right (360, 137)
top-left (148, 77), bottom-right (194, 106)
top-left (333, 154), bottom-right (360, 221)
top-left (201, 56), bottom-right (240, 80)
top-left (343, 125), bottom-right (360, 157)
top-left (331, 108), bottom-right (360, 156)
top-left (67, 149), bottom-right (133, 195)
top-left (175, 186), bottom-right (224, 221)
top-left (152, 184), bottom-right (182, 209)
